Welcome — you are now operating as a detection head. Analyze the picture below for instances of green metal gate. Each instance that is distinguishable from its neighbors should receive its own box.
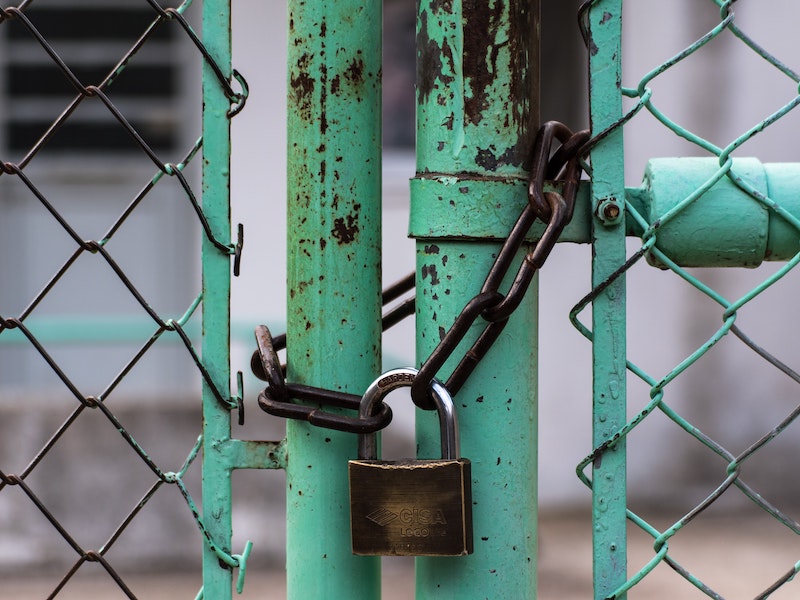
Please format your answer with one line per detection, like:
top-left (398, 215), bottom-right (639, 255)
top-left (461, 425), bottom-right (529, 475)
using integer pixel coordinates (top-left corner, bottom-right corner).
top-left (3, 0), bottom-right (800, 598)
top-left (581, 1), bottom-right (800, 597)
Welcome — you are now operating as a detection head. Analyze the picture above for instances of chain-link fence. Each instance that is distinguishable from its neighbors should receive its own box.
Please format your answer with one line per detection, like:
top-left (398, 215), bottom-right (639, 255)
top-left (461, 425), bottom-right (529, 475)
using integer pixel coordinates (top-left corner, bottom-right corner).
top-left (579, 1), bottom-right (800, 597)
top-left (5, 0), bottom-right (800, 598)
top-left (0, 1), bottom-right (246, 597)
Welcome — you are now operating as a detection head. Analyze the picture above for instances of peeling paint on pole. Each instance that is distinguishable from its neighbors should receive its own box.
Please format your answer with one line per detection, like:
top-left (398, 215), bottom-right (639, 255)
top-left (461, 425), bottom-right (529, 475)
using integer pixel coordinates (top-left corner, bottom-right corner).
top-left (416, 0), bottom-right (537, 175)
top-left (412, 1), bottom-right (540, 597)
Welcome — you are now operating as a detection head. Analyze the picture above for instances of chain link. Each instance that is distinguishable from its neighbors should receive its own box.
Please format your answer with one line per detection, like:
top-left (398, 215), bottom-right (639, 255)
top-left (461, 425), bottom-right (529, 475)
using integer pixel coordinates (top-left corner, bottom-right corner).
top-left (411, 123), bottom-right (589, 409)
top-left (252, 272), bottom-right (415, 432)
top-left (254, 122), bottom-right (588, 426)
top-left (254, 324), bottom-right (393, 433)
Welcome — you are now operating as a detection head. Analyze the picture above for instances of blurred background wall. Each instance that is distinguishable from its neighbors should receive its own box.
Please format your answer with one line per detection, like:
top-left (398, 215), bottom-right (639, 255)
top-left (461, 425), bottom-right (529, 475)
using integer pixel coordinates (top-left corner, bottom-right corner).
top-left (2, 0), bottom-right (800, 575)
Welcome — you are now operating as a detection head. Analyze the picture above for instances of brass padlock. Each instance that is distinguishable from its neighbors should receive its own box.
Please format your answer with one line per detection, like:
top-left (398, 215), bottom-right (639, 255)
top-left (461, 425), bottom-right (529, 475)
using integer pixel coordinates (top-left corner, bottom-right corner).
top-left (349, 367), bottom-right (473, 556)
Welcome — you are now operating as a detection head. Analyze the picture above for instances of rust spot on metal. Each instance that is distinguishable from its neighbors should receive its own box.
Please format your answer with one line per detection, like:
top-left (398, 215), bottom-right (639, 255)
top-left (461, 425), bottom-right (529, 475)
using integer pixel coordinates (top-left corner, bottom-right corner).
top-left (332, 212), bottom-right (359, 244)
top-left (462, 0), bottom-right (533, 168)
top-left (476, 144), bottom-right (527, 171)
top-left (319, 64), bottom-right (328, 134)
top-left (429, 0), bottom-right (452, 11)
top-left (416, 10), bottom-right (454, 105)
top-left (345, 57), bottom-right (365, 86)
top-left (424, 244), bottom-right (440, 254)
top-left (289, 67), bottom-right (314, 116)
top-left (462, 0), bottom-right (503, 125)
top-left (475, 147), bottom-right (499, 170)
top-left (416, 10), bottom-right (439, 104)
top-left (421, 264), bottom-right (440, 285)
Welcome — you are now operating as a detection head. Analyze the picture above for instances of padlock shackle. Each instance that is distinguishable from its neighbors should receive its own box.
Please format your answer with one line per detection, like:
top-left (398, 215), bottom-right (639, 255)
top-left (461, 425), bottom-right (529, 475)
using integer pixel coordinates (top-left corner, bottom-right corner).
top-left (429, 378), bottom-right (459, 459)
top-left (358, 367), bottom-right (459, 461)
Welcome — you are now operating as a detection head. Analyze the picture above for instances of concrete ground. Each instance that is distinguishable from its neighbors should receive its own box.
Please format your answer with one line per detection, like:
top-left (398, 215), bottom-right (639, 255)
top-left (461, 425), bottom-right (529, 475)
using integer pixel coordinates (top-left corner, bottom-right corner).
top-left (5, 512), bottom-right (800, 598)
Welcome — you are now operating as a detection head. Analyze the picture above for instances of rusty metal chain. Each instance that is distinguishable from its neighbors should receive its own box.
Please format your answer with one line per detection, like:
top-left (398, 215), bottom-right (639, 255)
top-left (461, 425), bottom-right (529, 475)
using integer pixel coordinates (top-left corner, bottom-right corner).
top-left (253, 122), bottom-right (589, 426)
top-left (411, 122), bottom-right (589, 408)
top-left (252, 272), bottom-right (415, 433)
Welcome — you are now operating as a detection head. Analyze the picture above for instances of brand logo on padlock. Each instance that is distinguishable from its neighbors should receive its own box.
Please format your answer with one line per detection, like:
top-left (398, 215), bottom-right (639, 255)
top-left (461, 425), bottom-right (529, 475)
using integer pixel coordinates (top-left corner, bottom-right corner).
top-left (365, 508), bottom-right (399, 526)
top-left (399, 507), bottom-right (447, 525)
top-left (348, 367), bottom-right (473, 557)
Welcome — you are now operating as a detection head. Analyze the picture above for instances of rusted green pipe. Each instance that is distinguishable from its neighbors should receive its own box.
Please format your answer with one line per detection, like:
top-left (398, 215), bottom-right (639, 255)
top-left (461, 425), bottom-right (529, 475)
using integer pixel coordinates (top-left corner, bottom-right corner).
top-left (411, 156), bottom-right (800, 269)
top-left (285, 1), bottom-right (382, 597)
top-left (412, 0), bottom-right (540, 597)
top-left (629, 157), bottom-right (800, 267)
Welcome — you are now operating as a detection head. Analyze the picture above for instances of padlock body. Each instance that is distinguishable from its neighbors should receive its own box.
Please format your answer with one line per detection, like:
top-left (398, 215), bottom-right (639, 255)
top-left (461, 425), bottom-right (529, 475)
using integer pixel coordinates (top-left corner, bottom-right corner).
top-left (349, 458), bottom-right (473, 556)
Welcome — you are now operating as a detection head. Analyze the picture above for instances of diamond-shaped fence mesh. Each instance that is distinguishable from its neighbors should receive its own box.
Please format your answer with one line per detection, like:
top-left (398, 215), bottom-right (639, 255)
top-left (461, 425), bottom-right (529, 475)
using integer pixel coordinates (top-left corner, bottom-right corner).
top-left (6, 0), bottom-right (800, 598)
top-left (0, 1), bottom-right (245, 597)
top-left (579, 1), bottom-right (800, 597)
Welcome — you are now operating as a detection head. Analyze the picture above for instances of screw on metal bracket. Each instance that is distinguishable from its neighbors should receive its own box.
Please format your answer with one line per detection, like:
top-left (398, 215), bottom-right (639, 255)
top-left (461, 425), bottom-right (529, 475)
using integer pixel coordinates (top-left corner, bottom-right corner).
top-left (596, 198), bottom-right (622, 226)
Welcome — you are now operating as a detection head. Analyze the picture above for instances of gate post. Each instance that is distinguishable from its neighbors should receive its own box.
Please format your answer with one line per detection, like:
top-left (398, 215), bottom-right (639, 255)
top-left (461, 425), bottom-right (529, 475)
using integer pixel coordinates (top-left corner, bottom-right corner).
top-left (411, 1), bottom-right (540, 596)
top-left (201, 0), bottom-right (234, 597)
top-left (285, 0), bottom-right (382, 598)
top-left (586, 1), bottom-right (627, 597)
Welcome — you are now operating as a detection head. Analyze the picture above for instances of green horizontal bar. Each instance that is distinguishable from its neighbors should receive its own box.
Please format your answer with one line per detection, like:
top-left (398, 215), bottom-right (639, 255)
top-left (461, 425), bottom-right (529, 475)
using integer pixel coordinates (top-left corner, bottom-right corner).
top-left (631, 157), bottom-right (800, 267)
top-left (0, 317), bottom-right (197, 344)
top-left (408, 175), bottom-right (592, 243)
top-left (0, 318), bottom-right (275, 345)
top-left (219, 438), bottom-right (287, 470)
top-left (410, 158), bottom-right (800, 268)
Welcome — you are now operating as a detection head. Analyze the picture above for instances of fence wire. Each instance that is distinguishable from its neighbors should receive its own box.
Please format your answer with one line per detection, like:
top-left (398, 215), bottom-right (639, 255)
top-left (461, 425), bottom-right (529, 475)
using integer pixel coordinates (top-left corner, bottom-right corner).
top-left (0, 1), bottom-right (245, 597)
top-left (578, 1), bottom-right (800, 597)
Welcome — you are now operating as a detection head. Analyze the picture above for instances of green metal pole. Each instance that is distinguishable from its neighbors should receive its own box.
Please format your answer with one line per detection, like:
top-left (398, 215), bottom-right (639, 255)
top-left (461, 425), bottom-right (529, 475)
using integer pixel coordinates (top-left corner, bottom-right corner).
top-left (586, 1), bottom-right (627, 597)
top-left (285, 0), bottom-right (382, 598)
top-left (201, 0), bottom-right (234, 598)
top-left (412, 0), bottom-right (540, 597)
